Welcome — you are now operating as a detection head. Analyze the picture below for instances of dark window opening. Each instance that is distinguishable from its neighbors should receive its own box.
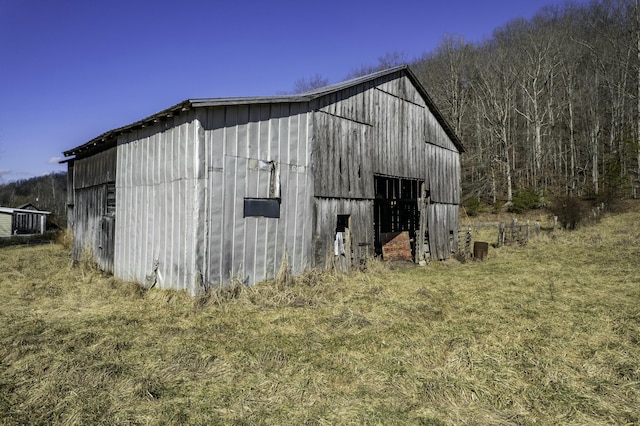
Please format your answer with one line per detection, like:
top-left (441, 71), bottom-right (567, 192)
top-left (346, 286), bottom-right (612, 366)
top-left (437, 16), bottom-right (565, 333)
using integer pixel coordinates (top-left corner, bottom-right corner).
top-left (336, 214), bottom-right (350, 232)
top-left (244, 198), bottom-right (280, 218)
top-left (106, 182), bottom-right (116, 216)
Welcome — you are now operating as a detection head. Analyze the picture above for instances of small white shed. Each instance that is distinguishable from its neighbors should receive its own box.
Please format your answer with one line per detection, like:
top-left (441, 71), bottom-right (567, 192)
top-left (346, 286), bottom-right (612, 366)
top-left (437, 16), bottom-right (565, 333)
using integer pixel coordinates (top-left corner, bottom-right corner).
top-left (0, 207), bottom-right (51, 237)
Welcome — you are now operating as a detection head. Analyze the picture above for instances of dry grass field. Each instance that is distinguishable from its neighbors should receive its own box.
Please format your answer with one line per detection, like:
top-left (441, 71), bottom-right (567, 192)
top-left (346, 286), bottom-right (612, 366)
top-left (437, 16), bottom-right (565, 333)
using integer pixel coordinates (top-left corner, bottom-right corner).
top-left (1, 207), bottom-right (639, 425)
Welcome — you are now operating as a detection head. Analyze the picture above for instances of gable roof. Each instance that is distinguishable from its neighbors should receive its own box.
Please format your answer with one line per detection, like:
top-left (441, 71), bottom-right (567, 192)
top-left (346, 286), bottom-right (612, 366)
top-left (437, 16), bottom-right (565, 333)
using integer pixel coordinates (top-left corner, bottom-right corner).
top-left (63, 65), bottom-right (463, 159)
top-left (17, 203), bottom-right (41, 211)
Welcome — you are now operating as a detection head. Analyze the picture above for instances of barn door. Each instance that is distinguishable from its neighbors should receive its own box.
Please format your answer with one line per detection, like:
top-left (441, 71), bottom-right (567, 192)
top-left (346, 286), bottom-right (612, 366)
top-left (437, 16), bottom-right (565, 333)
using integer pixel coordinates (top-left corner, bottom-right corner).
top-left (333, 214), bottom-right (352, 272)
top-left (373, 175), bottom-right (422, 261)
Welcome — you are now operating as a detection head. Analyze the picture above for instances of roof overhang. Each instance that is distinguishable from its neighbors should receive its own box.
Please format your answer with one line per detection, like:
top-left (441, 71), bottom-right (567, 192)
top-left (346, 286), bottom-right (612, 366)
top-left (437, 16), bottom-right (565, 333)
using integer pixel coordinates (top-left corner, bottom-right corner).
top-left (0, 207), bottom-right (51, 215)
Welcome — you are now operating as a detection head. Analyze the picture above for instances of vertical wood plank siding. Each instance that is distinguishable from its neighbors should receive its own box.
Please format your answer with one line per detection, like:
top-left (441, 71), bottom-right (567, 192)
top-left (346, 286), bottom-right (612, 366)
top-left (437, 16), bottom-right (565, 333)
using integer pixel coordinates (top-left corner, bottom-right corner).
top-left (71, 147), bottom-right (117, 271)
top-left (313, 198), bottom-right (374, 268)
top-left (311, 71), bottom-right (460, 264)
top-left (66, 162), bottom-right (75, 229)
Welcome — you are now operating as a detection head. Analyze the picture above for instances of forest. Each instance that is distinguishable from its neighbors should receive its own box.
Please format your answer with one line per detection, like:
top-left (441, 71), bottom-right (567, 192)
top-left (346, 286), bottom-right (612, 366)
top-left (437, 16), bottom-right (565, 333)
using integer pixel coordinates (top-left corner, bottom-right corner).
top-left (409, 0), bottom-right (640, 208)
top-left (320, 0), bottom-right (638, 210)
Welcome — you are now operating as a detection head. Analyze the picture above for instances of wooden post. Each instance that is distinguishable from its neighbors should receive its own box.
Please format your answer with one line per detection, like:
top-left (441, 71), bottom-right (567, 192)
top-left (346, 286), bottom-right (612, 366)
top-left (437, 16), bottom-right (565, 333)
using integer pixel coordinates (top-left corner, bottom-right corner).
top-left (534, 221), bottom-right (541, 236)
top-left (497, 222), bottom-right (505, 248)
top-left (511, 218), bottom-right (518, 242)
top-left (553, 216), bottom-right (558, 232)
top-left (526, 220), bottom-right (530, 241)
top-left (344, 227), bottom-right (352, 272)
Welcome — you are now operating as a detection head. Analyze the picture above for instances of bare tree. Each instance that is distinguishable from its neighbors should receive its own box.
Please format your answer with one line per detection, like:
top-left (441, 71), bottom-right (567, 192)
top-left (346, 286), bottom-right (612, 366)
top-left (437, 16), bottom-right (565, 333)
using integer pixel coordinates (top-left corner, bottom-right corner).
top-left (410, 0), bottom-right (639, 204)
top-left (291, 74), bottom-right (330, 94)
top-left (346, 51), bottom-right (407, 79)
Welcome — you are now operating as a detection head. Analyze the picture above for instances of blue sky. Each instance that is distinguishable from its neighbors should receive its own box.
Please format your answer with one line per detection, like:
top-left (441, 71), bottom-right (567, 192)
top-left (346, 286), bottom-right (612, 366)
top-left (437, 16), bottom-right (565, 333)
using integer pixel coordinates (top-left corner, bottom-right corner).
top-left (0, 0), bottom-right (586, 183)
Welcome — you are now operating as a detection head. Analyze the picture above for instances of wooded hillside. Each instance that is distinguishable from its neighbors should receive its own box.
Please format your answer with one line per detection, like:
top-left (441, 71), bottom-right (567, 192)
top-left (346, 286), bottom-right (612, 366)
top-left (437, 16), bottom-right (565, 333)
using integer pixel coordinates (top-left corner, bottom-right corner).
top-left (410, 0), bottom-right (639, 206)
top-left (0, 172), bottom-right (67, 227)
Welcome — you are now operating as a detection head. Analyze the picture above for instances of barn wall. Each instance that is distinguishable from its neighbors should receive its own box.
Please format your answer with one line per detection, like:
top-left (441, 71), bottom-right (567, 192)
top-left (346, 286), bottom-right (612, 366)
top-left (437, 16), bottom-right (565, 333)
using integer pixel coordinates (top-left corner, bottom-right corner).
top-left (312, 111), bottom-right (373, 199)
top-left (312, 71), bottom-right (461, 262)
top-left (312, 197), bottom-right (374, 268)
top-left (198, 103), bottom-right (314, 287)
top-left (71, 147), bottom-right (117, 271)
top-left (114, 111), bottom-right (202, 294)
top-left (426, 203), bottom-right (459, 260)
top-left (313, 72), bottom-right (460, 194)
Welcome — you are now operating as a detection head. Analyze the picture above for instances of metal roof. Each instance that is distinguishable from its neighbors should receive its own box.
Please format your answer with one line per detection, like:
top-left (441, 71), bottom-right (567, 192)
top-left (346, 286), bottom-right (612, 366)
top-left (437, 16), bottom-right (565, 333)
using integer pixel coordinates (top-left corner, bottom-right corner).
top-left (0, 207), bottom-right (51, 215)
top-left (63, 65), bottom-right (463, 158)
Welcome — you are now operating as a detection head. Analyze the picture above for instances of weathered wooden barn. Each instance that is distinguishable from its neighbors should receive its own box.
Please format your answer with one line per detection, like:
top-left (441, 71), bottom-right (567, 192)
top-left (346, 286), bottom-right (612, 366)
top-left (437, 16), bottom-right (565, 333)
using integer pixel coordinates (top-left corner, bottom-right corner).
top-left (63, 65), bottom-right (463, 294)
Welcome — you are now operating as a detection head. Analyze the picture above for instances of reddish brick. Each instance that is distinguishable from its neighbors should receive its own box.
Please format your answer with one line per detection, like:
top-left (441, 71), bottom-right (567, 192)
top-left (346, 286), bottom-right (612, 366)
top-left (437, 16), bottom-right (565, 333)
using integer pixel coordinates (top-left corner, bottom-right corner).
top-left (382, 231), bottom-right (412, 261)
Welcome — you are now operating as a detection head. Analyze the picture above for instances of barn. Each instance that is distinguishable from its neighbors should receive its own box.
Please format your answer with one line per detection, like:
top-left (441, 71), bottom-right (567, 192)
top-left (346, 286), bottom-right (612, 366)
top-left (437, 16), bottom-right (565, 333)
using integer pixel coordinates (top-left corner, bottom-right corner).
top-left (63, 65), bottom-right (463, 294)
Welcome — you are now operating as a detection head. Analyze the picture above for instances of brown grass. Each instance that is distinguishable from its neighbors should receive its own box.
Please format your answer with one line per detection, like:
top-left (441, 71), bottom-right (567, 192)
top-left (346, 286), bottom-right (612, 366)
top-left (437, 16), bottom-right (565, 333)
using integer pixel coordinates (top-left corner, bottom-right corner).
top-left (1, 207), bottom-right (639, 424)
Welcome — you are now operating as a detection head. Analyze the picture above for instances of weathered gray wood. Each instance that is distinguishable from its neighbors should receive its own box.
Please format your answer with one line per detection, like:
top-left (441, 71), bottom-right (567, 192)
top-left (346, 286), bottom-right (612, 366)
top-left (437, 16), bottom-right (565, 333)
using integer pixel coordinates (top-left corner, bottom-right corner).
top-left (67, 66), bottom-right (462, 293)
top-left (312, 198), bottom-right (374, 269)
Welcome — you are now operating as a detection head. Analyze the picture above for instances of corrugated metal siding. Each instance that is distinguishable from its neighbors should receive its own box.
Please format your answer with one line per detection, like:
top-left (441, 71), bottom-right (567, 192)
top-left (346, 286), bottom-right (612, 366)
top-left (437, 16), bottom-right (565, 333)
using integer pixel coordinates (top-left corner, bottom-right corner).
top-left (114, 112), bottom-right (201, 293)
top-left (198, 103), bottom-right (313, 287)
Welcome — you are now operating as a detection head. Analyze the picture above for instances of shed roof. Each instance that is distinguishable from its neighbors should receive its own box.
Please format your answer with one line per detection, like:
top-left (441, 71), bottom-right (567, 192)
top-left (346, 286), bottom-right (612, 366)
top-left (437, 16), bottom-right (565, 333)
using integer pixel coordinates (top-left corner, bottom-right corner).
top-left (64, 65), bottom-right (463, 158)
top-left (0, 207), bottom-right (51, 215)
top-left (17, 203), bottom-right (42, 211)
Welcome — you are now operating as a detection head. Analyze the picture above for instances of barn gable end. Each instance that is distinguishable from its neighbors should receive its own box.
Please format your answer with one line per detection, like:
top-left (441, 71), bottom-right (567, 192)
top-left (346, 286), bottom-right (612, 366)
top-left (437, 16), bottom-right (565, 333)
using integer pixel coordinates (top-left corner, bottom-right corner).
top-left (310, 69), bottom-right (462, 266)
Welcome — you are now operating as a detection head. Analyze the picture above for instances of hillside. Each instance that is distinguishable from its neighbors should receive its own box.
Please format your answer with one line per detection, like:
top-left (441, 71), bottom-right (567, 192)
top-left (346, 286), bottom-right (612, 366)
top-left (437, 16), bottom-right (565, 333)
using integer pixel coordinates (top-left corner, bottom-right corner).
top-left (0, 172), bottom-right (67, 227)
top-left (0, 208), bottom-right (639, 424)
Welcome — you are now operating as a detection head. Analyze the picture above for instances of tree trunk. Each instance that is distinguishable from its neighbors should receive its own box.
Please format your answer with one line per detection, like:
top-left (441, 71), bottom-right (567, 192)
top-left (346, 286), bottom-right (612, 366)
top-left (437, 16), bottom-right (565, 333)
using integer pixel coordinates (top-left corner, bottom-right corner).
top-left (637, 0), bottom-right (640, 194)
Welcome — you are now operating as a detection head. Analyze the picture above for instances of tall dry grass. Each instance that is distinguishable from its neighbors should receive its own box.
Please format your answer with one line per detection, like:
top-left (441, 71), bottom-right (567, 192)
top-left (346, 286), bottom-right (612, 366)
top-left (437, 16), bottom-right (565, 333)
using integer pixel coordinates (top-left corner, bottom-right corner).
top-left (0, 207), bottom-right (639, 424)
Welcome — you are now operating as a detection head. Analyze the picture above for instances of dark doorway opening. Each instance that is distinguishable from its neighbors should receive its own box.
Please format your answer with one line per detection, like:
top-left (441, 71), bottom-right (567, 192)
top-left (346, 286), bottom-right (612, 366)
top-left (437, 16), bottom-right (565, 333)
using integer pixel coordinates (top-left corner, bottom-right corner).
top-left (373, 175), bottom-right (422, 260)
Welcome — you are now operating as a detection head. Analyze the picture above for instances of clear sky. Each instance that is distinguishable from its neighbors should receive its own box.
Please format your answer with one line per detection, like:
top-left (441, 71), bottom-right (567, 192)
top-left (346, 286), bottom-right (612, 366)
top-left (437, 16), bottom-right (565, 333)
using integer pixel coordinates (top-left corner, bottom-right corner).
top-left (0, 0), bottom-right (586, 183)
